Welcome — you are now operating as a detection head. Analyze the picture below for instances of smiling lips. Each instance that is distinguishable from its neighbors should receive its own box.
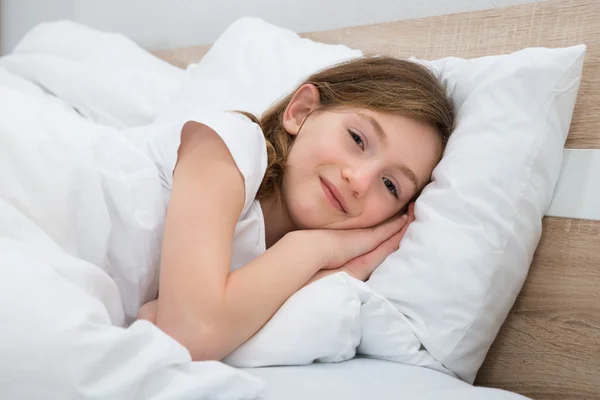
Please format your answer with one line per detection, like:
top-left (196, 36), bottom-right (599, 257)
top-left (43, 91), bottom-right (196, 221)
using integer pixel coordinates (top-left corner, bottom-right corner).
top-left (320, 177), bottom-right (348, 214)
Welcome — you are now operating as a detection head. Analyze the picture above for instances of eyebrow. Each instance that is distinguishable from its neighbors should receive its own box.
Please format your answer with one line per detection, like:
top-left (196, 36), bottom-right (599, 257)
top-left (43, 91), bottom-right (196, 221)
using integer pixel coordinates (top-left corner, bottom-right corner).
top-left (398, 164), bottom-right (420, 192)
top-left (356, 112), bottom-right (420, 191)
top-left (357, 112), bottom-right (387, 143)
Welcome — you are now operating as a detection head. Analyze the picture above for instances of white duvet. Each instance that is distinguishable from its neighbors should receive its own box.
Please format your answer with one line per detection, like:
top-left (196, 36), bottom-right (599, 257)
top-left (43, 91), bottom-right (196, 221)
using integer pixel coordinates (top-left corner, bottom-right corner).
top-left (0, 22), bottom-right (269, 399)
top-left (0, 20), bottom-right (454, 399)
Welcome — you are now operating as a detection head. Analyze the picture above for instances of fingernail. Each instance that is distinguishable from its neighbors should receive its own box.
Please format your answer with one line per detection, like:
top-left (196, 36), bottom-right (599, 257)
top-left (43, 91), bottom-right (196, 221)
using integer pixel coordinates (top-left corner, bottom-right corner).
top-left (401, 214), bottom-right (408, 220)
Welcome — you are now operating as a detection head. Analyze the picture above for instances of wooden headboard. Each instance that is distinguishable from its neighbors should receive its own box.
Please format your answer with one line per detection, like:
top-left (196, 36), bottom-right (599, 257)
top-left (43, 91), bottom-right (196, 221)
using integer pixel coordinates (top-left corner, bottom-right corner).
top-left (153, 1), bottom-right (600, 398)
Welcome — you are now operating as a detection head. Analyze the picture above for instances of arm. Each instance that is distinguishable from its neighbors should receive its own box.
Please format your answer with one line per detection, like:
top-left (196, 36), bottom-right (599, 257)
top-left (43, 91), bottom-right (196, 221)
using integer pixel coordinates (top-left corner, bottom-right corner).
top-left (155, 121), bottom-right (325, 361)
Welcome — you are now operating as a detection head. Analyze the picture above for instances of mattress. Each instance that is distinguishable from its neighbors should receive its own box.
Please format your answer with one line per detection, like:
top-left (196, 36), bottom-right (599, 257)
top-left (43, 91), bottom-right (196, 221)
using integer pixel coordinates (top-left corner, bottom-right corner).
top-left (245, 358), bottom-right (529, 399)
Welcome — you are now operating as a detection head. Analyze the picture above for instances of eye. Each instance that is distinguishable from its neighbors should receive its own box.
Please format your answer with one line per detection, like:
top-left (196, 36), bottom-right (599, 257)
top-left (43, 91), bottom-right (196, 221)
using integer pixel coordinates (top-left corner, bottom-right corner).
top-left (383, 177), bottom-right (399, 199)
top-left (348, 129), bottom-right (365, 150)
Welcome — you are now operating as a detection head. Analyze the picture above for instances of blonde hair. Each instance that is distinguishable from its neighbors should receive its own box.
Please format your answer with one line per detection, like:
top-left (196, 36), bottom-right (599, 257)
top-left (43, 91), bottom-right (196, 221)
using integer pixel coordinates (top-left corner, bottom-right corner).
top-left (238, 55), bottom-right (455, 200)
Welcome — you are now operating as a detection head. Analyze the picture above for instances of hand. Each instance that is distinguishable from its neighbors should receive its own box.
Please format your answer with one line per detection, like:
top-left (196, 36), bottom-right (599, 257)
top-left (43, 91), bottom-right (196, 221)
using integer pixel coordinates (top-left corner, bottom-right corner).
top-left (137, 299), bottom-right (159, 324)
top-left (318, 202), bottom-right (415, 271)
top-left (340, 202), bottom-right (416, 281)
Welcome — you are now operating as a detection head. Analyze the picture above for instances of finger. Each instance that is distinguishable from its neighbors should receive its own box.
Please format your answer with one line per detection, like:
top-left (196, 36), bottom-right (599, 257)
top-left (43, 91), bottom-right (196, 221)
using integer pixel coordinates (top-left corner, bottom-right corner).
top-left (352, 228), bottom-right (405, 268)
top-left (397, 205), bottom-right (415, 241)
top-left (382, 228), bottom-right (405, 252)
top-left (344, 229), bottom-right (405, 280)
top-left (360, 214), bottom-right (408, 253)
top-left (344, 205), bottom-right (416, 278)
top-left (373, 213), bottom-right (408, 238)
top-left (331, 215), bottom-right (408, 266)
top-left (408, 202), bottom-right (416, 220)
top-left (371, 213), bottom-right (408, 241)
top-left (397, 218), bottom-right (410, 242)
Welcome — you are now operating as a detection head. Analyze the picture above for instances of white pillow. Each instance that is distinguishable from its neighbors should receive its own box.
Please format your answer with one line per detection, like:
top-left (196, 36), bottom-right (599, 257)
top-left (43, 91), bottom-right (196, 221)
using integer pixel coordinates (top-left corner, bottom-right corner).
top-left (368, 47), bottom-right (585, 382)
top-left (226, 271), bottom-right (451, 376)
top-left (167, 17), bottom-right (585, 382)
top-left (224, 272), bottom-right (361, 367)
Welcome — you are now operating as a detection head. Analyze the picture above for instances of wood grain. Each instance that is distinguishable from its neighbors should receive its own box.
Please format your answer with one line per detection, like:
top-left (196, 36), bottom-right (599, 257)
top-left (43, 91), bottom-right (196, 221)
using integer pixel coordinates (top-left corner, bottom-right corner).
top-left (477, 216), bottom-right (600, 399)
top-left (152, 1), bottom-right (600, 398)
top-left (153, 45), bottom-right (211, 69)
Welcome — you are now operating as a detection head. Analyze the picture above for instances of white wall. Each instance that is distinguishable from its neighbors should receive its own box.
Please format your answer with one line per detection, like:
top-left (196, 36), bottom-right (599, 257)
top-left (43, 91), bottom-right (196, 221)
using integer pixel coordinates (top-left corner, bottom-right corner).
top-left (1, 0), bottom-right (538, 55)
top-left (1, 0), bottom-right (74, 54)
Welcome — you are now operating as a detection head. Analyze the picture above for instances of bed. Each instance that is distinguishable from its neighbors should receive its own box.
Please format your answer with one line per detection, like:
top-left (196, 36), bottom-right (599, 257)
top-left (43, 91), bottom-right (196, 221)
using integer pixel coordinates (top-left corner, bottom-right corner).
top-left (153, 1), bottom-right (600, 399)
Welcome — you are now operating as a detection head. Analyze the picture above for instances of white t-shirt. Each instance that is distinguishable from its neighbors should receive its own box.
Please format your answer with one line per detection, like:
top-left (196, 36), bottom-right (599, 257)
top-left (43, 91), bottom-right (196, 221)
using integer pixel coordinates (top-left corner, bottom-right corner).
top-left (139, 109), bottom-right (268, 272)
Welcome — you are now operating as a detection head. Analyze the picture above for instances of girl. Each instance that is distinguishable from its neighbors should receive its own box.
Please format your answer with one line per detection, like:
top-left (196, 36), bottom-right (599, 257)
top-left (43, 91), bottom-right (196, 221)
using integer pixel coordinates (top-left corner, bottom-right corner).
top-left (137, 56), bottom-right (455, 362)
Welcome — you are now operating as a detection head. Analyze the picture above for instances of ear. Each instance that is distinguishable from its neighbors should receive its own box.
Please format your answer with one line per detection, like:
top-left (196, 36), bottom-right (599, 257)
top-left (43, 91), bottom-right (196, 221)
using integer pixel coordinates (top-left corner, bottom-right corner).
top-left (282, 83), bottom-right (320, 136)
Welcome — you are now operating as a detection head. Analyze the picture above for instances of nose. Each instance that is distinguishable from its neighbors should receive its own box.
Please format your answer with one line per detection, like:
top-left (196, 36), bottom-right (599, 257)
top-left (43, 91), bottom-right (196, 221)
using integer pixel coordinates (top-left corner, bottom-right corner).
top-left (341, 164), bottom-right (377, 198)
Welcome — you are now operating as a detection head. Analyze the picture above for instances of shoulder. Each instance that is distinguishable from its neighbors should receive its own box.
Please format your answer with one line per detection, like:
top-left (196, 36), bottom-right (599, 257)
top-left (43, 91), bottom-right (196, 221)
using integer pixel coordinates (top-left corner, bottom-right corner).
top-left (179, 110), bottom-right (268, 213)
top-left (171, 120), bottom-right (245, 231)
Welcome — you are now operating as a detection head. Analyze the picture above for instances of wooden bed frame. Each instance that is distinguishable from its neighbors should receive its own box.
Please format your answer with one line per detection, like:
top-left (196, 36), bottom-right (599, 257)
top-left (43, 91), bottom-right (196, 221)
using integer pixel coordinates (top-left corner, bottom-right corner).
top-left (154, 1), bottom-right (600, 398)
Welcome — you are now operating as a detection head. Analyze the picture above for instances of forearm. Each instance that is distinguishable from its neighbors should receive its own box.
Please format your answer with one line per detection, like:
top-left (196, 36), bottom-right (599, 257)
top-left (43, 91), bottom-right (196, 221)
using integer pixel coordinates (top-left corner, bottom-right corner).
top-left (218, 233), bottom-right (324, 354)
top-left (157, 232), bottom-right (325, 361)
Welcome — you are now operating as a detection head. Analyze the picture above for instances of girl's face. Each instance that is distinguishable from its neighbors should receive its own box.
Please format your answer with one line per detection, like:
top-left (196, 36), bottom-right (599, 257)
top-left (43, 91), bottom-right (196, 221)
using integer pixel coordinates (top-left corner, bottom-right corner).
top-left (281, 84), bottom-right (442, 230)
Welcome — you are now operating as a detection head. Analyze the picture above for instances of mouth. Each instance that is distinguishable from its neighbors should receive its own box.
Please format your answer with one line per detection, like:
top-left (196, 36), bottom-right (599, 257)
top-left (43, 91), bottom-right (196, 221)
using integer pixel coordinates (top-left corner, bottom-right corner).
top-left (320, 177), bottom-right (348, 214)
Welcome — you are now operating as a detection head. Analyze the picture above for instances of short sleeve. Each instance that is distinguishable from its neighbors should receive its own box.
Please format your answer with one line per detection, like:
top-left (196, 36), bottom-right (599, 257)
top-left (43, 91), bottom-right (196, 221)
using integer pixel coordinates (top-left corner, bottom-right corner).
top-left (145, 109), bottom-right (268, 216)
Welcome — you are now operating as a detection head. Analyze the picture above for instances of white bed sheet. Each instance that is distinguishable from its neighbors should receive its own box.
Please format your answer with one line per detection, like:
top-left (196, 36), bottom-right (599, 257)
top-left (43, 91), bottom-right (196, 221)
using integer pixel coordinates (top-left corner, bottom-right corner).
top-left (245, 358), bottom-right (530, 400)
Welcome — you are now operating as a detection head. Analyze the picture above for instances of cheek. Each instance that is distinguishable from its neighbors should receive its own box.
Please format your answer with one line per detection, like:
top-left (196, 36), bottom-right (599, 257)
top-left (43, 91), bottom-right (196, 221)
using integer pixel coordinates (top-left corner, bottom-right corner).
top-left (287, 139), bottom-right (318, 167)
top-left (281, 165), bottom-right (324, 226)
top-left (313, 134), bottom-right (343, 157)
top-left (283, 183), bottom-right (328, 230)
top-left (364, 198), bottom-right (397, 224)
top-left (341, 196), bottom-right (398, 229)
top-left (292, 126), bottom-right (347, 164)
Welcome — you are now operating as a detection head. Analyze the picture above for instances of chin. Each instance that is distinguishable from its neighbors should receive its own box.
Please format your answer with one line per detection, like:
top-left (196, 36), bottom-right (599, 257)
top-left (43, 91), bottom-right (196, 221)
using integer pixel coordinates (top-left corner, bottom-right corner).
top-left (291, 207), bottom-right (353, 230)
top-left (284, 186), bottom-right (343, 229)
top-left (289, 211), bottom-right (323, 230)
top-left (286, 201), bottom-right (328, 230)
